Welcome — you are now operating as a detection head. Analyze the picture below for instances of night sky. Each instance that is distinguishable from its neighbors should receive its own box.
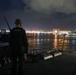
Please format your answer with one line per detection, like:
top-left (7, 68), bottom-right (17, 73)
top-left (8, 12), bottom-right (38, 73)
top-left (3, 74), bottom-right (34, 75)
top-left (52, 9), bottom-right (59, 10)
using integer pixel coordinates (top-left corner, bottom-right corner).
top-left (0, 0), bottom-right (76, 31)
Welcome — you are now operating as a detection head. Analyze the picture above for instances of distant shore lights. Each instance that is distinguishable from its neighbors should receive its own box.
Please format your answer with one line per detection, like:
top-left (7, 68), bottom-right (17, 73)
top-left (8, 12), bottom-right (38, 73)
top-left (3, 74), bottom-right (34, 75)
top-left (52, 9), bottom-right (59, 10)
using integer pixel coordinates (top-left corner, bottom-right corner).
top-left (26, 30), bottom-right (53, 34)
top-left (0, 29), bottom-right (72, 35)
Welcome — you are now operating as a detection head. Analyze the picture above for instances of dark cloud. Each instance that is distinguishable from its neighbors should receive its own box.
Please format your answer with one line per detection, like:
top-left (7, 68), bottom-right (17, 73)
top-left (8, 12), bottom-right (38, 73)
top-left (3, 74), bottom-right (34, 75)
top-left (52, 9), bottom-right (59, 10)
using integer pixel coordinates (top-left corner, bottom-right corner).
top-left (0, 0), bottom-right (76, 30)
top-left (23, 0), bottom-right (76, 14)
top-left (0, 0), bottom-right (25, 12)
top-left (0, 0), bottom-right (11, 12)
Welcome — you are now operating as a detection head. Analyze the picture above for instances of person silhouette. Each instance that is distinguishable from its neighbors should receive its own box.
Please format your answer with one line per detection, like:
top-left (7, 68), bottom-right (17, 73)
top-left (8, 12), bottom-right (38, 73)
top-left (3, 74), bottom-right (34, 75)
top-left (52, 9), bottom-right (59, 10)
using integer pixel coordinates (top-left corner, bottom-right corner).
top-left (9, 19), bottom-right (28, 75)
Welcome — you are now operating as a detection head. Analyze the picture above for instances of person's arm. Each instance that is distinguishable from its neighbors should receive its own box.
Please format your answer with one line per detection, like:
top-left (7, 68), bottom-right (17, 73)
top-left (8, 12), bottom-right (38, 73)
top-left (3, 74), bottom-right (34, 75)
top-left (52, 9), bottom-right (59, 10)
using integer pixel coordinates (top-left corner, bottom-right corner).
top-left (9, 30), bottom-right (13, 47)
top-left (9, 28), bottom-right (15, 48)
top-left (22, 29), bottom-right (29, 54)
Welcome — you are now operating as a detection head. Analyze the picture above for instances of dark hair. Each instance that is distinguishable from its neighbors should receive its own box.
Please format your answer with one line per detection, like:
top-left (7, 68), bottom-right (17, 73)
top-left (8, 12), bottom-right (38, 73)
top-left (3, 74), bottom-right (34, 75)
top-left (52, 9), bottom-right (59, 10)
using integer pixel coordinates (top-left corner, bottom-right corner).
top-left (15, 19), bottom-right (22, 25)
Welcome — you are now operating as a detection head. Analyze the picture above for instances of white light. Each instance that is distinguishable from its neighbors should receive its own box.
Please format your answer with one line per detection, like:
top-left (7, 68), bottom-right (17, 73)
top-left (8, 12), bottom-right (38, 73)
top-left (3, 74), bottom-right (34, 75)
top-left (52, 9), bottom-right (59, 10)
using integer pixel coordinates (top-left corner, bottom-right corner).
top-left (26, 30), bottom-right (53, 34)
top-left (54, 52), bottom-right (62, 57)
top-left (6, 30), bottom-right (10, 32)
top-left (44, 55), bottom-right (53, 60)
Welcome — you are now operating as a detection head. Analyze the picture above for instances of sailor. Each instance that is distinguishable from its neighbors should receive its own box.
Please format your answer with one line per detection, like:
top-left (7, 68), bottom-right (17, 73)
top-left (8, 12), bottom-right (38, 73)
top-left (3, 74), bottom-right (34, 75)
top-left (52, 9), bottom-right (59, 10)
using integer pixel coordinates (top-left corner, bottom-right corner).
top-left (9, 19), bottom-right (28, 75)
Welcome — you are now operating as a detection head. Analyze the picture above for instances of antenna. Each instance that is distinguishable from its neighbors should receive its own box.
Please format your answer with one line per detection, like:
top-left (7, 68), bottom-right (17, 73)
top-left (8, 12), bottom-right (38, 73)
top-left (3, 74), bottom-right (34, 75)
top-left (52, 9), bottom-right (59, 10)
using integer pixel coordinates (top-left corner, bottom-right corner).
top-left (4, 17), bottom-right (11, 31)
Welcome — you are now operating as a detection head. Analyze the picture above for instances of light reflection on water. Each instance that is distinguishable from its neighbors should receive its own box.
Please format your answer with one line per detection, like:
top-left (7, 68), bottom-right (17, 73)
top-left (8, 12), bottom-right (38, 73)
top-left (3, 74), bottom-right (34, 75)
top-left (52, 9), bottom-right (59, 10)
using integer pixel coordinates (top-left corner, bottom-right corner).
top-left (27, 33), bottom-right (76, 51)
top-left (27, 33), bottom-right (54, 50)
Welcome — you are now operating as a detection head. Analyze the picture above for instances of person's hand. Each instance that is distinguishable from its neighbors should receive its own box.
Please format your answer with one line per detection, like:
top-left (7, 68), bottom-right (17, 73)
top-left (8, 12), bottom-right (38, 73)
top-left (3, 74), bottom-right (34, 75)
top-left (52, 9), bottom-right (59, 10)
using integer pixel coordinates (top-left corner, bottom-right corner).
top-left (24, 53), bottom-right (27, 59)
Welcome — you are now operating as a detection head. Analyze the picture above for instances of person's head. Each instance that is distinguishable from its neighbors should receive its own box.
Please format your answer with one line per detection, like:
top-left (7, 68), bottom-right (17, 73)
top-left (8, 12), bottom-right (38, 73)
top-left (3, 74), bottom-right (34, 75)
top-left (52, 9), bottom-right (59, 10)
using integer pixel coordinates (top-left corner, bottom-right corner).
top-left (15, 19), bottom-right (22, 27)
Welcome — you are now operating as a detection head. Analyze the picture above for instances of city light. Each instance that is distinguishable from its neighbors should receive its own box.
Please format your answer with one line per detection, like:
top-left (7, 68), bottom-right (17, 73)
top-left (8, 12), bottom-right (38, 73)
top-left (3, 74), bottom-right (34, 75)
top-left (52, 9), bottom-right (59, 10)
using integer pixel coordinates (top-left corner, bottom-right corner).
top-left (0, 29), bottom-right (73, 35)
top-left (26, 30), bottom-right (53, 34)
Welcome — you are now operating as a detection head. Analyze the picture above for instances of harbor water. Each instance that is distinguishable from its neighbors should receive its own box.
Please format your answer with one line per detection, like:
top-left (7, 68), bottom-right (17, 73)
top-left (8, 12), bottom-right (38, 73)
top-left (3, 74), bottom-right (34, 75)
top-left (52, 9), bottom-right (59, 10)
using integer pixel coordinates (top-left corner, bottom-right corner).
top-left (27, 33), bottom-right (76, 51)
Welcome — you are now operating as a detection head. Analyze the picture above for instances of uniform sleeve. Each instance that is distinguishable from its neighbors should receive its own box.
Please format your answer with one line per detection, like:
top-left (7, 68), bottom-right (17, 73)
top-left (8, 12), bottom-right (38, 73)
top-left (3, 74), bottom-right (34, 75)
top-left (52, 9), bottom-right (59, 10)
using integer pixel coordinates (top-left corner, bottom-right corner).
top-left (22, 29), bottom-right (29, 54)
top-left (9, 30), bottom-right (13, 47)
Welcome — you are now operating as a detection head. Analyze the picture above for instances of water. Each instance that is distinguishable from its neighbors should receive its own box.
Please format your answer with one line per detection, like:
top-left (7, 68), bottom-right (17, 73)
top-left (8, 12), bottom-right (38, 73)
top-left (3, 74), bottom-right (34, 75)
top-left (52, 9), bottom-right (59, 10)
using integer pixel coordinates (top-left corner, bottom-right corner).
top-left (27, 33), bottom-right (76, 51)
top-left (0, 32), bottom-right (76, 51)
top-left (27, 33), bottom-right (54, 51)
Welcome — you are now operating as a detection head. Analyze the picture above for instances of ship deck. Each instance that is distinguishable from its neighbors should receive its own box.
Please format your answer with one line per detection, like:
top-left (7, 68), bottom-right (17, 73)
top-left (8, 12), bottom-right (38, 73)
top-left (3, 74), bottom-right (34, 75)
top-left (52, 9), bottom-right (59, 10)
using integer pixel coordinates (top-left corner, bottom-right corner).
top-left (0, 50), bottom-right (76, 75)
